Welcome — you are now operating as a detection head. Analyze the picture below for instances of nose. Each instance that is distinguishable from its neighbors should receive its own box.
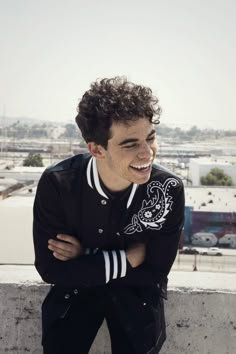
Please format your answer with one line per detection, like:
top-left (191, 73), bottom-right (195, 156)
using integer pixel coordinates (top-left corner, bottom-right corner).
top-left (137, 142), bottom-right (153, 159)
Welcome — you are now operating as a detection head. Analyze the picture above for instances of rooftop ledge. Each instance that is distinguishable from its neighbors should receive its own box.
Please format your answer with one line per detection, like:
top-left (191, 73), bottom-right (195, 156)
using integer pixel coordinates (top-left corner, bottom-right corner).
top-left (1, 266), bottom-right (236, 353)
top-left (1, 265), bottom-right (236, 293)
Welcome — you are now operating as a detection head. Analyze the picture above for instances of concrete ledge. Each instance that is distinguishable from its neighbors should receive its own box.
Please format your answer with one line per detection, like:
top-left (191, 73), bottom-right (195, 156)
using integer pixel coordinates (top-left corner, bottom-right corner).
top-left (1, 267), bottom-right (236, 354)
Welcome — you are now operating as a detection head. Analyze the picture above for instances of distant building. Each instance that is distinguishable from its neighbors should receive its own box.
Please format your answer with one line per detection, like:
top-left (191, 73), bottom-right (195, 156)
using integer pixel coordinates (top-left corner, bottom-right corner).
top-left (0, 187), bottom-right (35, 264)
top-left (0, 166), bottom-right (45, 183)
top-left (184, 186), bottom-right (236, 247)
top-left (189, 158), bottom-right (236, 186)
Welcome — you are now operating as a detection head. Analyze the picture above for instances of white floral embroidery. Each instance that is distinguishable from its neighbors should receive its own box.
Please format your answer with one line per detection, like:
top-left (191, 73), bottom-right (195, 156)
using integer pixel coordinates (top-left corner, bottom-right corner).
top-left (124, 178), bottom-right (179, 234)
top-left (144, 211), bottom-right (152, 218)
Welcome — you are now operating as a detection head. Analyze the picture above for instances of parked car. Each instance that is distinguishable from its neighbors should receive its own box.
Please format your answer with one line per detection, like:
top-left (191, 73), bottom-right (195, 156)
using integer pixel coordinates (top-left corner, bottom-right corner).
top-left (199, 247), bottom-right (223, 256)
top-left (179, 247), bottom-right (199, 255)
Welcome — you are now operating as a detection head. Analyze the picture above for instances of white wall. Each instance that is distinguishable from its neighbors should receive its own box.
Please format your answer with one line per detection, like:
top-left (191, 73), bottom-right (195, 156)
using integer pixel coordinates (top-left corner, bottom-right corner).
top-left (189, 159), bottom-right (236, 186)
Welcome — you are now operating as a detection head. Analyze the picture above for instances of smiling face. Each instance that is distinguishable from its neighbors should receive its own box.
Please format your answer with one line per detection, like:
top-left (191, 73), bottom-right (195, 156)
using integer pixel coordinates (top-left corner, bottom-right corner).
top-left (88, 117), bottom-right (158, 191)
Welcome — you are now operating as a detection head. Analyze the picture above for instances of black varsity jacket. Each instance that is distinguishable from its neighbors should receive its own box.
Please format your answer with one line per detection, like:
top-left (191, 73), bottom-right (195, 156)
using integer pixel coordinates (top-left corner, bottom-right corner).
top-left (33, 153), bottom-right (185, 289)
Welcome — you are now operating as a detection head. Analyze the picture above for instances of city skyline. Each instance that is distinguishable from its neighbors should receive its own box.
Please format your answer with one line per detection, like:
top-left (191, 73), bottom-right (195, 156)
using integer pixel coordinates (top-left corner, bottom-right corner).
top-left (0, 0), bottom-right (236, 130)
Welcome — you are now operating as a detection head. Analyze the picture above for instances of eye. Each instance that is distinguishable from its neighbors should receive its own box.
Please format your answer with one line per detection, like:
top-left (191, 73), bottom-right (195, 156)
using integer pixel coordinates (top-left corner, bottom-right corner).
top-left (147, 136), bottom-right (155, 143)
top-left (123, 143), bottom-right (137, 149)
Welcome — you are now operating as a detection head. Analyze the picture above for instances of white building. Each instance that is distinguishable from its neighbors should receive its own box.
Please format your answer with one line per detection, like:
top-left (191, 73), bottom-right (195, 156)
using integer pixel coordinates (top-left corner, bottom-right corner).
top-left (0, 188), bottom-right (35, 264)
top-left (189, 158), bottom-right (236, 186)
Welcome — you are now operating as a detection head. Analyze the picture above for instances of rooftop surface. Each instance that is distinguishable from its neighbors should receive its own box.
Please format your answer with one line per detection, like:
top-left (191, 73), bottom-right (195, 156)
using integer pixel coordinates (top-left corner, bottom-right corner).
top-left (185, 186), bottom-right (236, 212)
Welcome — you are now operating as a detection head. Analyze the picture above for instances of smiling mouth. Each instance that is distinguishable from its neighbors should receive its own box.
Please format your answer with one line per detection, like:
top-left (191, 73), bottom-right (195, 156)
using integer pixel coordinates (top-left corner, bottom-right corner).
top-left (130, 163), bottom-right (151, 171)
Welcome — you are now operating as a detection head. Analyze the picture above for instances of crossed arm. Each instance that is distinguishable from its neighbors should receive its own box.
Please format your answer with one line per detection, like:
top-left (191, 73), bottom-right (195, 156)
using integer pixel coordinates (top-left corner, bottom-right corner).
top-left (34, 171), bottom-right (184, 287)
top-left (48, 234), bottom-right (146, 268)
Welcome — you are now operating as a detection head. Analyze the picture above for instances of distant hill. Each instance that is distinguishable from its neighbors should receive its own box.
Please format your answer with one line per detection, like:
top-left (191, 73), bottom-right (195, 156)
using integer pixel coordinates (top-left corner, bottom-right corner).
top-left (1, 117), bottom-right (236, 142)
top-left (0, 115), bottom-right (74, 126)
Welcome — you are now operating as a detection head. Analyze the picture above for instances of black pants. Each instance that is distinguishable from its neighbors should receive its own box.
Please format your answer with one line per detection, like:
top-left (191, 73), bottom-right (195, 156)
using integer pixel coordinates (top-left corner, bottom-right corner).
top-left (43, 288), bottom-right (135, 354)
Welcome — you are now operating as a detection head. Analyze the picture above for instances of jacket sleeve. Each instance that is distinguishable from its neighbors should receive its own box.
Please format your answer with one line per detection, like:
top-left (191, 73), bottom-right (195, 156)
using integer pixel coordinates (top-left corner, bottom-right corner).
top-left (110, 181), bottom-right (185, 288)
top-left (33, 171), bottom-right (127, 287)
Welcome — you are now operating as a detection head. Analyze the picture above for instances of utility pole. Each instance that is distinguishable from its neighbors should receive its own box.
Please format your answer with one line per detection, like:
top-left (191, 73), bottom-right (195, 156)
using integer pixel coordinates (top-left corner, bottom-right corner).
top-left (0, 105), bottom-right (6, 158)
top-left (193, 253), bottom-right (198, 271)
top-left (3, 105), bottom-right (8, 160)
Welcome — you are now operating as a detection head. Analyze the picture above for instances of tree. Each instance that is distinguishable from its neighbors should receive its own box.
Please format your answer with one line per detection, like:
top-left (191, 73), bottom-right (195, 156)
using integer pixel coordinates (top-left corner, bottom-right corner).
top-left (200, 168), bottom-right (233, 186)
top-left (79, 140), bottom-right (87, 148)
top-left (61, 124), bottom-right (80, 139)
top-left (23, 153), bottom-right (44, 167)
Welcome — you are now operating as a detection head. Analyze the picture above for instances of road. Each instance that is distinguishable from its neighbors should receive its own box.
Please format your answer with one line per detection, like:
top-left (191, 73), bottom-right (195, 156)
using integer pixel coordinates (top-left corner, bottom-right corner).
top-left (173, 251), bottom-right (236, 273)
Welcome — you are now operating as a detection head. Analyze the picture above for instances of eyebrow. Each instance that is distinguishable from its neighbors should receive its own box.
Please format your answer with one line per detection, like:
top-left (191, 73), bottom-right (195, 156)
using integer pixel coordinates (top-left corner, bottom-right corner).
top-left (118, 129), bottom-right (156, 146)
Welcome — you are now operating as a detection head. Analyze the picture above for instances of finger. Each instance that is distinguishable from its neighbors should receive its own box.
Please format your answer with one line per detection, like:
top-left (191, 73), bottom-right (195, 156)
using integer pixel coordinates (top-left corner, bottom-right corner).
top-left (48, 240), bottom-right (74, 253)
top-left (51, 246), bottom-right (72, 258)
top-left (48, 244), bottom-right (72, 257)
top-left (52, 252), bottom-right (70, 261)
top-left (57, 234), bottom-right (80, 245)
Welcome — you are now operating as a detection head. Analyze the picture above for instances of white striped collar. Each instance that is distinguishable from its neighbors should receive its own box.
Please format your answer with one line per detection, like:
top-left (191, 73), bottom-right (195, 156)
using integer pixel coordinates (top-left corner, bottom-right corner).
top-left (92, 157), bottom-right (108, 199)
top-left (86, 156), bottom-right (138, 209)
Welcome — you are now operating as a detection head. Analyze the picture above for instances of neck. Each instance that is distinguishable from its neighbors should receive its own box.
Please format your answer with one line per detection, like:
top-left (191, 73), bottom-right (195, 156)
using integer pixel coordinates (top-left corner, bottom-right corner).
top-left (96, 159), bottom-right (132, 192)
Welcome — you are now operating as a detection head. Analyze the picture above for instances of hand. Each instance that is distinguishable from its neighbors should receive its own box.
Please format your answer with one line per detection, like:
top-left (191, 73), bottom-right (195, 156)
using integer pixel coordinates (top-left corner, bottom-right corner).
top-left (126, 243), bottom-right (146, 268)
top-left (48, 234), bottom-right (83, 261)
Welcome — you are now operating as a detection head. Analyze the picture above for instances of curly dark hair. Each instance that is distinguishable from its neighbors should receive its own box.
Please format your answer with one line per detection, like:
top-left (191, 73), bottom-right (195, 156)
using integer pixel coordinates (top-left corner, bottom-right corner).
top-left (75, 77), bottom-right (161, 148)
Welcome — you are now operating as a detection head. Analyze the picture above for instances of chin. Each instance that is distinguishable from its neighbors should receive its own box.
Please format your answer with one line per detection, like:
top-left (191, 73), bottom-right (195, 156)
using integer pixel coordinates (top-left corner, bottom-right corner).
top-left (134, 175), bottom-right (151, 185)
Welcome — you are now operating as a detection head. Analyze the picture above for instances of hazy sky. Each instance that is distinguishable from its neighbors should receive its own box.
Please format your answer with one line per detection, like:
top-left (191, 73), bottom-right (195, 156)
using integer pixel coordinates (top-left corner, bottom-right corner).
top-left (0, 0), bottom-right (235, 130)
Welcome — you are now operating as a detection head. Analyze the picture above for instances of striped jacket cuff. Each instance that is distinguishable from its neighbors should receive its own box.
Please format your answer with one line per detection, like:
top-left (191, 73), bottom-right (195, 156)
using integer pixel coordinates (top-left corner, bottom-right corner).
top-left (102, 250), bottom-right (127, 284)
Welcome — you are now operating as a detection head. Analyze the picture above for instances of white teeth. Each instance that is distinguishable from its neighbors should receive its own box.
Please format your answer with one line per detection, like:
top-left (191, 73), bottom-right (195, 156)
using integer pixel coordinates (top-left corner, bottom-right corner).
top-left (131, 163), bottom-right (150, 169)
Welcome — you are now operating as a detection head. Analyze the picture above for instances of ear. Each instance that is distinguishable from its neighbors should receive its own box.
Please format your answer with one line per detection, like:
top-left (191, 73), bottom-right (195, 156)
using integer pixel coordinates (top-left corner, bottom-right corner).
top-left (87, 142), bottom-right (106, 159)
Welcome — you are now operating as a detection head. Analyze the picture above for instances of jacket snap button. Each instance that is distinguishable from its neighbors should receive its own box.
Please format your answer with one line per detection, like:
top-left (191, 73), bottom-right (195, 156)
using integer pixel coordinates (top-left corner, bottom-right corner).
top-left (101, 200), bottom-right (107, 205)
top-left (73, 289), bottom-right (78, 295)
top-left (64, 294), bottom-right (70, 300)
top-left (143, 302), bottom-right (147, 306)
top-left (98, 229), bottom-right (103, 234)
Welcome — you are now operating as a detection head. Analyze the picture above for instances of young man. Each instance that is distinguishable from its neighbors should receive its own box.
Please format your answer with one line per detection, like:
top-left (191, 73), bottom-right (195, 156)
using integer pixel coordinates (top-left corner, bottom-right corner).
top-left (33, 77), bottom-right (185, 354)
